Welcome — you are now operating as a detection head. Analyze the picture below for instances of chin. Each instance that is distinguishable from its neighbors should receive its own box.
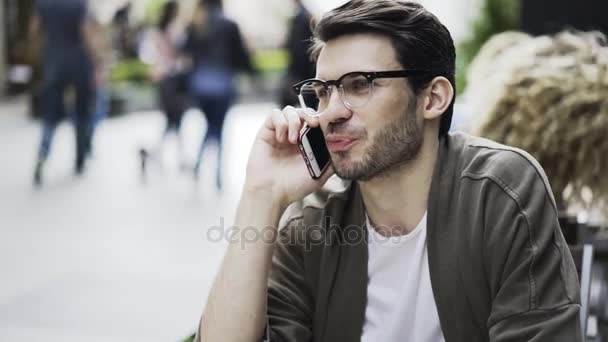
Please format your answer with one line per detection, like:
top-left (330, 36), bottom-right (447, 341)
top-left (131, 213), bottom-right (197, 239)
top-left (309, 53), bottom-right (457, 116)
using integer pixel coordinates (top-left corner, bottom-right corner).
top-left (331, 143), bottom-right (381, 180)
top-left (330, 149), bottom-right (356, 168)
top-left (331, 156), bottom-right (368, 181)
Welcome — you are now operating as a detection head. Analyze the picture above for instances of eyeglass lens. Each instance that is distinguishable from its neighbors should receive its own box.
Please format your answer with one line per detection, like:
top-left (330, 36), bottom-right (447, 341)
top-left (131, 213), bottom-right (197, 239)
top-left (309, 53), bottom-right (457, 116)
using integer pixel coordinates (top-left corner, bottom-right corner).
top-left (298, 74), bottom-right (372, 116)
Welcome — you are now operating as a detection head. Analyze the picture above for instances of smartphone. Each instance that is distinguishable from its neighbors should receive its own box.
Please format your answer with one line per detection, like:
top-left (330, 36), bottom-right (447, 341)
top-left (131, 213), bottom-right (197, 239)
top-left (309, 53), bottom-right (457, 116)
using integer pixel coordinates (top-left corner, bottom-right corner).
top-left (298, 125), bottom-right (331, 180)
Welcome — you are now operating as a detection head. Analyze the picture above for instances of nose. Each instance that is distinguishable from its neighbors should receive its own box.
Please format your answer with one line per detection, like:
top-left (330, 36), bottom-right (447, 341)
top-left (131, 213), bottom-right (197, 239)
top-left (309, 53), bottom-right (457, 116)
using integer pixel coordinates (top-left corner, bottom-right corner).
top-left (319, 86), bottom-right (353, 128)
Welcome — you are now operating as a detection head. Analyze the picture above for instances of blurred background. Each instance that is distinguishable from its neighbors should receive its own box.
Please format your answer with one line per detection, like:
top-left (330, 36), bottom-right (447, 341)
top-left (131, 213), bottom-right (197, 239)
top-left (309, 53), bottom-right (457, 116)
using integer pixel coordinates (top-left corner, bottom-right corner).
top-left (0, 0), bottom-right (607, 341)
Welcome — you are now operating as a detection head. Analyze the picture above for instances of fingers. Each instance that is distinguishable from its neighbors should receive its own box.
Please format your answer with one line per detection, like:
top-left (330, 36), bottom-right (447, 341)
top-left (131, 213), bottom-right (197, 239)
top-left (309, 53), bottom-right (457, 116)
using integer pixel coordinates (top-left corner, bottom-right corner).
top-left (270, 109), bottom-right (289, 144)
top-left (286, 105), bottom-right (320, 128)
top-left (283, 106), bottom-right (304, 144)
top-left (265, 106), bottom-right (321, 145)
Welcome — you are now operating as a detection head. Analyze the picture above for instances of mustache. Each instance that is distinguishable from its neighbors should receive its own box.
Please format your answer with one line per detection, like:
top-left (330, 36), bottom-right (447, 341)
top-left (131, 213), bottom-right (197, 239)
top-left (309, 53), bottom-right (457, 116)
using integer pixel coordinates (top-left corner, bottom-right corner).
top-left (327, 122), bottom-right (366, 138)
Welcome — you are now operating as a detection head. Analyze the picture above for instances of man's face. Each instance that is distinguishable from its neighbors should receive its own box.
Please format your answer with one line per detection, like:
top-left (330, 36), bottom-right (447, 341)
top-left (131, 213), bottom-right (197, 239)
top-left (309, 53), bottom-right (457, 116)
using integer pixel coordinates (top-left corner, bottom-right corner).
top-left (316, 34), bottom-right (424, 181)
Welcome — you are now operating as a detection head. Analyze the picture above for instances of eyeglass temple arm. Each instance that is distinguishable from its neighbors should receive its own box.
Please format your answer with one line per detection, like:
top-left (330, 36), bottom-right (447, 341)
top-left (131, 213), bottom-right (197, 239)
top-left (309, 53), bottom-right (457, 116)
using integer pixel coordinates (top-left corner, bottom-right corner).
top-left (297, 93), bottom-right (307, 109)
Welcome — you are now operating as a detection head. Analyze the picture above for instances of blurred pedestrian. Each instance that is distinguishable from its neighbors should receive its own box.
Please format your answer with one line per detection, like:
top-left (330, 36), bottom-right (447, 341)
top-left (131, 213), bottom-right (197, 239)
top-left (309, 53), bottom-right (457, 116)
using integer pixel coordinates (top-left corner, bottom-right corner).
top-left (183, 0), bottom-right (256, 190)
top-left (112, 2), bottom-right (138, 59)
top-left (279, 0), bottom-right (316, 107)
top-left (31, 0), bottom-right (99, 185)
top-left (139, 0), bottom-right (189, 175)
top-left (85, 16), bottom-right (112, 159)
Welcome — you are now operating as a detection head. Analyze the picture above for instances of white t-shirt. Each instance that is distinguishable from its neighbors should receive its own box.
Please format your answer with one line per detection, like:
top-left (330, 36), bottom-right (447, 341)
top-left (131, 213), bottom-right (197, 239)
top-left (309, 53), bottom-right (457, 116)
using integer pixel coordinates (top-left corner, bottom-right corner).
top-left (361, 212), bottom-right (445, 342)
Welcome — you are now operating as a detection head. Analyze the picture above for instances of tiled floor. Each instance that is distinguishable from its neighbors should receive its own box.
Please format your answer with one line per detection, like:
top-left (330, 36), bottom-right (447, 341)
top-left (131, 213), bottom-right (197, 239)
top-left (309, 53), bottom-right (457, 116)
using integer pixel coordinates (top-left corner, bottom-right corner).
top-left (0, 99), bottom-right (274, 341)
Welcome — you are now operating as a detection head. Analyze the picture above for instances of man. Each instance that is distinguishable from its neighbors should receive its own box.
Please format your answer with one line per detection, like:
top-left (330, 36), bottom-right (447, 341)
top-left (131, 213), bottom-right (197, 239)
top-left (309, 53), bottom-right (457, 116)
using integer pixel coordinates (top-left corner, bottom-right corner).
top-left (197, 1), bottom-right (581, 341)
top-left (31, 0), bottom-right (98, 185)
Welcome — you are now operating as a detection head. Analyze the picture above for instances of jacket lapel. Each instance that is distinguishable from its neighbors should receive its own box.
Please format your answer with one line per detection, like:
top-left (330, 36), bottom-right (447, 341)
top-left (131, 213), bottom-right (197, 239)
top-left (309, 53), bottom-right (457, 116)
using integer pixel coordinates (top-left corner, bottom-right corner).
top-left (427, 134), bottom-right (471, 341)
top-left (317, 184), bottom-right (368, 342)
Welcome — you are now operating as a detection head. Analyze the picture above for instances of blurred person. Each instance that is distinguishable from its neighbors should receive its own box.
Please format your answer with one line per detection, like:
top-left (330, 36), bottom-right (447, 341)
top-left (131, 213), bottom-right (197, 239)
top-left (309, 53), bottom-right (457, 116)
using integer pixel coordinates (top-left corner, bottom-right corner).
top-left (31, 0), bottom-right (99, 185)
top-left (111, 2), bottom-right (138, 59)
top-left (279, 0), bottom-right (316, 107)
top-left (84, 16), bottom-right (113, 159)
top-left (183, 0), bottom-right (256, 189)
top-left (140, 0), bottom-right (189, 173)
top-left (195, 1), bottom-right (581, 341)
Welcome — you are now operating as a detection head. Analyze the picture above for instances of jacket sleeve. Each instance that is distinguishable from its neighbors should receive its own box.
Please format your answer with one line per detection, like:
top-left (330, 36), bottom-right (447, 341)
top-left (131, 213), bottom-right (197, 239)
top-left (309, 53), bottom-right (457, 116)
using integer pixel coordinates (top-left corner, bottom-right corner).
top-left (191, 217), bottom-right (313, 342)
top-left (264, 217), bottom-right (314, 341)
top-left (482, 157), bottom-right (582, 341)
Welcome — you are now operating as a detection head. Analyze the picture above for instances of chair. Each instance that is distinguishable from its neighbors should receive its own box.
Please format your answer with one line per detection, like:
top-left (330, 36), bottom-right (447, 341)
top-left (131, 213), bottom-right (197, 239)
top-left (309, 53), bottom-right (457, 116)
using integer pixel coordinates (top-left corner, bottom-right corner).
top-left (569, 244), bottom-right (595, 340)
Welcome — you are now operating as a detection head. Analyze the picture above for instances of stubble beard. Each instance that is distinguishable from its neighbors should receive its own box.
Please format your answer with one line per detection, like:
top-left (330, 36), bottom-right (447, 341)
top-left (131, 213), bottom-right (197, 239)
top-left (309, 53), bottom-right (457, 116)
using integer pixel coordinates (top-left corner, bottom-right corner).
top-left (332, 100), bottom-right (423, 182)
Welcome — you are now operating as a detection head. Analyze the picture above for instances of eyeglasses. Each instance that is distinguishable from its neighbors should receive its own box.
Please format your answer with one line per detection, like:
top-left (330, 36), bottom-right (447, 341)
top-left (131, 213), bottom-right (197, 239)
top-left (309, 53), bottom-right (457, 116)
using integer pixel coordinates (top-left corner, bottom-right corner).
top-left (293, 70), bottom-right (429, 116)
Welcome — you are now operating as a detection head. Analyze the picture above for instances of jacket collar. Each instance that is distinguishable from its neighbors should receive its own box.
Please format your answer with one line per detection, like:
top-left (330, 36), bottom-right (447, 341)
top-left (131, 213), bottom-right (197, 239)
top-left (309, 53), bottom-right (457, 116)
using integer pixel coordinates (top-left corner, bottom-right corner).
top-left (316, 184), bottom-right (368, 341)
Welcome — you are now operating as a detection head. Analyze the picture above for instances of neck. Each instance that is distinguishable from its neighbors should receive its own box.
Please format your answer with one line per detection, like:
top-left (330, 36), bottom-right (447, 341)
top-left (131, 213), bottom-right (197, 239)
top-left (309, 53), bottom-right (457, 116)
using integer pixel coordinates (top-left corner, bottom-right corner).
top-left (359, 130), bottom-right (439, 237)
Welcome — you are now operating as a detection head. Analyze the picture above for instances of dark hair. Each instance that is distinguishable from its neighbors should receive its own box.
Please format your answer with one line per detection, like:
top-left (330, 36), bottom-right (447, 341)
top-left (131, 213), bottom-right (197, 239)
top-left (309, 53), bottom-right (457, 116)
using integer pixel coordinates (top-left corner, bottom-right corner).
top-left (199, 0), bottom-right (223, 10)
top-left (310, 0), bottom-right (456, 137)
top-left (158, 1), bottom-right (178, 32)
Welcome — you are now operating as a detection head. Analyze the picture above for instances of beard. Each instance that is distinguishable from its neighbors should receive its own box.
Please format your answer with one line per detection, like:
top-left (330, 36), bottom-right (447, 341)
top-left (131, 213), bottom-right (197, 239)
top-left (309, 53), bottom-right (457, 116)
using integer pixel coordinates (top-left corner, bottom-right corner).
top-left (330, 99), bottom-right (423, 181)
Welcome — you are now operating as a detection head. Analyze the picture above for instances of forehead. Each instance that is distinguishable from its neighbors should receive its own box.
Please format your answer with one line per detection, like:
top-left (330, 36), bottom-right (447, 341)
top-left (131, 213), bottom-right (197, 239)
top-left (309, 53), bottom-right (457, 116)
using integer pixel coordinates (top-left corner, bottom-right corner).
top-left (316, 33), bottom-right (402, 80)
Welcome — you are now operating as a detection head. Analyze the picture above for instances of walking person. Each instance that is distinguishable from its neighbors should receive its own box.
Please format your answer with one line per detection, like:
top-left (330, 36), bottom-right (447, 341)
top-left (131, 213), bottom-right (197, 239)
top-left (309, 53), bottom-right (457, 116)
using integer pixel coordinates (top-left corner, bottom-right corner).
top-left (140, 0), bottom-right (189, 175)
top-left (279, 0), bottom-right (316, 108)
top-left (32, 0), bottom-right (99, 185)
top-left (86, 16), bottom-right (112, 159)
top-left (183, 0), bottom-right (256, 190)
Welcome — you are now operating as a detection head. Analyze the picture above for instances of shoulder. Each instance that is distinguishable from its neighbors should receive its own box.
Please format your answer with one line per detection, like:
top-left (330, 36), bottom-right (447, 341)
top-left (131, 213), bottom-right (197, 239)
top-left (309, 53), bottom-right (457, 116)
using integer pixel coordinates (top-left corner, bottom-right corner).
top-left (447, 132), bottom-right (557, 211)
top-left (279, 176), bottom-right (353, 231)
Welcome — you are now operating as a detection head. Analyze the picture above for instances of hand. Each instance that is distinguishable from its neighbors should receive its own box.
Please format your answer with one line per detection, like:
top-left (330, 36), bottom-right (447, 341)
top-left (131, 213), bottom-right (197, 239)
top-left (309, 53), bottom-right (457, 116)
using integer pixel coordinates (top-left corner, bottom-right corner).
top-left (244, 106), bottom-right (334, 208)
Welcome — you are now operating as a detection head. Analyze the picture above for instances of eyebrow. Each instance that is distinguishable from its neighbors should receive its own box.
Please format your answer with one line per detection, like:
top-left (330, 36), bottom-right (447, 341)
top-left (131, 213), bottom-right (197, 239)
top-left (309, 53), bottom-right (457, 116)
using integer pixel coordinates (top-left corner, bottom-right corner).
top-left (317, 65), bottom-right (404, 80)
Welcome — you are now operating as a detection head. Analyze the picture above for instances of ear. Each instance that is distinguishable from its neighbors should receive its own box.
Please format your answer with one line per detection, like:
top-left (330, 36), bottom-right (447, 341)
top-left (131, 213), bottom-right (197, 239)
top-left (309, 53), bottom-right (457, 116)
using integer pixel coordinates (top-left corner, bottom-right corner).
top-left (422, 77), bottom-right (454, 121)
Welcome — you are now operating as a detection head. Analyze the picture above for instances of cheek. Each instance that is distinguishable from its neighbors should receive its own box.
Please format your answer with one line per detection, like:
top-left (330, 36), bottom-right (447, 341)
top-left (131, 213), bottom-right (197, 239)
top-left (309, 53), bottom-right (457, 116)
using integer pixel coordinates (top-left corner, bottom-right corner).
top-left (374, 88), bottom-right (411, 118)
top-left (355, 118), bottom-right (380, 152)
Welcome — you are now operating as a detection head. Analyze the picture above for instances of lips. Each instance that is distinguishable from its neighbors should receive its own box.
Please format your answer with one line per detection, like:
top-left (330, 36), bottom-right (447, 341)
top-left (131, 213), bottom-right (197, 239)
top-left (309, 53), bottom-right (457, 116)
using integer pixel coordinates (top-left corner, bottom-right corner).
top-left (325, 135), bottom-right (358, 153)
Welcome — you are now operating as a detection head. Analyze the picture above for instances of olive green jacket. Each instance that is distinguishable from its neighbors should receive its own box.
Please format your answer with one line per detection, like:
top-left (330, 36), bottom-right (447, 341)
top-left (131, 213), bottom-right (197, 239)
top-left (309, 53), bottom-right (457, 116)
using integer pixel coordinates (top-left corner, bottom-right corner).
top-left (200, 132), bottom-right (582, 342)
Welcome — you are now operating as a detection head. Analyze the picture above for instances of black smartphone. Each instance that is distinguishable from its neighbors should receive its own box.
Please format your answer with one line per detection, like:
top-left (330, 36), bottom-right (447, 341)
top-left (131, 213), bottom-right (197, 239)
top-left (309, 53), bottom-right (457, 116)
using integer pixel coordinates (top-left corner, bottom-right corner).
top-left (298, 125), bottom-right (331, 180)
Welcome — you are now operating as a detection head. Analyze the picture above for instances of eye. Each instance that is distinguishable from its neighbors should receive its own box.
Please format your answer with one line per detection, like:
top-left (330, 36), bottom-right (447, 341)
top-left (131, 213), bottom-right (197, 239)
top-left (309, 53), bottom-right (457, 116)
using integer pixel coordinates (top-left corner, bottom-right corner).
top-left (316, 87), bottom-right (329, 99)
top-left (352, 79), bottom-right (368, 91)
top-left (344, 76), bottom-right (370, 94)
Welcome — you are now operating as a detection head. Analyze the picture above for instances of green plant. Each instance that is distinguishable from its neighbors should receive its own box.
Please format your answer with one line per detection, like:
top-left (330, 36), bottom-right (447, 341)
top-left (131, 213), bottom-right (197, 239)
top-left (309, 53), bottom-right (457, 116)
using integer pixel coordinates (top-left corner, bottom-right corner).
top-left (144, 0), bottom-right (166, 25)
top-left (252, 48), bottom-right (290, 73)
top-left (110, 59), bottom-right (151, 83)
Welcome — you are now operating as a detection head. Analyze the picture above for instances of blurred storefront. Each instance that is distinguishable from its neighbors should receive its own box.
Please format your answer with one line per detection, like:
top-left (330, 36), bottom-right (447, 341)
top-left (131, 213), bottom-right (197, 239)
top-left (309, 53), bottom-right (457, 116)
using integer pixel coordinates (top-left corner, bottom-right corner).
top-left (2, 0), bottom-right (36, 96)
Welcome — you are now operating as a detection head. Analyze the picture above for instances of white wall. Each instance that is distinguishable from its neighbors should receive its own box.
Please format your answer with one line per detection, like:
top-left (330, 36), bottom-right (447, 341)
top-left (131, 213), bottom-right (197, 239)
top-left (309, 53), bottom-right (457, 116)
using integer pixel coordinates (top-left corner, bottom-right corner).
top-left (302, 0), bottom-right (483, 43)
top-left (421, 0), bottom-right (483, 43)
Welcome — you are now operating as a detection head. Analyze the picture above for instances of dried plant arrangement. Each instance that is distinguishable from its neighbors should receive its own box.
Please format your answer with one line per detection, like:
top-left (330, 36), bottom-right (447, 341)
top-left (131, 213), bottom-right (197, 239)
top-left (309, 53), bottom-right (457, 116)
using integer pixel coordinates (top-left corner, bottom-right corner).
top-left (469, 31), bottom-right (608, 219)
